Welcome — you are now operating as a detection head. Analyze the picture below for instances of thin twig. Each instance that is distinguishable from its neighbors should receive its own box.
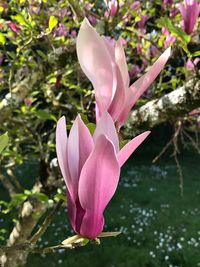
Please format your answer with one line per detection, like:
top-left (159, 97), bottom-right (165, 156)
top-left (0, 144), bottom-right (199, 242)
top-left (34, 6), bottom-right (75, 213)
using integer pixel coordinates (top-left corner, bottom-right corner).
top-left (66, 0), bottom-right (85, 22)
top-left (172, 122), bottom-right (184, 196)
top-left (0, 243), bottom-right (69, 255)
top-left (182, 130), bottom-right (200, 154)
top-left (152, 138), bottom-right (173, 163)
top-left (29, 200), bottom-right (63, 244)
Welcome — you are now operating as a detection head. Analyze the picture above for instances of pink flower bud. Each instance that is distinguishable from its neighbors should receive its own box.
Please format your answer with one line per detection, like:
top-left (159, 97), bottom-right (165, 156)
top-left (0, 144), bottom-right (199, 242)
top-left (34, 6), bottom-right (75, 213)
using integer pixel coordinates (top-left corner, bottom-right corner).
top-left (138, 14), bottom-right (149, 30)
top-left (9, 23), bottom-right (21, 34)
top-left (56, 113), bottom-right (150, 239)
top-left (109, 0), bottom-right (118, 17)
top-left (130, 1), bottom-right (141, 10)
top-left (179, 0), bottom-right (200, 34)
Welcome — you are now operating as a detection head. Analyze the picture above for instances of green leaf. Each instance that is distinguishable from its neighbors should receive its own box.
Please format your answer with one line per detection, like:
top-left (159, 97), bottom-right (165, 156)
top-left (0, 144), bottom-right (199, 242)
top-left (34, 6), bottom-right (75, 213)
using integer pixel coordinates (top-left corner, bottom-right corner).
top-left (35, 110), bottom-right (57, 122)
top-left (48, 16), bottom-right (58, 32)
top-left (0, 132), bottom-right (8, 153)
top-left (6, 51), bottom-right (16, 59)
top-left (191, 51), bottom-right (200, 57)
top-left (11, 193), bottom-right (28, 206)
top-left (0, 32), bottom-right (6, 45)
top-left (11, 14), bottom-right (30, 27)
top-left (98, 231), bottom-right (121, 238)
top-left (157, 17), bottom-right (191, 44)
top-left (36, 50), bottom-right (47, 59)
top-left (79, 114), bottom-right (89, 124)
top-left (86, 123), bottom-right (96, 135)
top-left (35, 193), bottom-right (49, 203)
top-left (54, 193), bottom-right (67, 202)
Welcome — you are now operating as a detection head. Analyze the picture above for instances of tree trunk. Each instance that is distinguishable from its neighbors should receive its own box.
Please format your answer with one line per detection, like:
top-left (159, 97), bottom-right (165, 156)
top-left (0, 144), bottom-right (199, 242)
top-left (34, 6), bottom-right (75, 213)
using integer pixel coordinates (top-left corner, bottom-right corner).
top-left (0, 183), bottom-right (47, 267)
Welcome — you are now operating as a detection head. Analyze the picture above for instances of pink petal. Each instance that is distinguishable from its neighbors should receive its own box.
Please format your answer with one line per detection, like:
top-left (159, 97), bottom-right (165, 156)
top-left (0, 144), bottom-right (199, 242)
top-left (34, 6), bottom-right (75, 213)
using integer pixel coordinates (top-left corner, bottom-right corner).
top-left (76, 18), bottom-right (115, 114)
top-left (118, 47), bottom-right (171, 126)
top-left (78, 135), bottom-right (120, 239)
top-left (101, 36), bottom-right (117, 100)
top-left (56, 117), bottom-right (77, 230)
top-left (108, 65), bottom-right (126, 122)
top-left (115, 39), bottom-right (130, 88)
top-left (66, 191), bottom-right (78, 233)
top-left (93, 112), bottom-right (119, 153)
top-left (68, 115), bottom-right (94, 193)
top-left (101, 38), bottom-right (126, 122)
top-left (56, 117), bottom-right (71, 193)
top-left (118, 131), bottom-right (151, 167)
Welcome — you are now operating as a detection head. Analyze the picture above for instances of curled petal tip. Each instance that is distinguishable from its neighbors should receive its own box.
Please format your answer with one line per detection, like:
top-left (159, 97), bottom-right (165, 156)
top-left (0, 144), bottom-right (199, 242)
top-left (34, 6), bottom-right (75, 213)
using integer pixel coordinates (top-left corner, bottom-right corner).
top-left (57, 116), bottom-right (67, 134)
top-left (145, 131), bottom-right (151, 136)
top-left (118, 131), bottom-right (151, 167)
top-left (58, 115), bottom-right (66, 124)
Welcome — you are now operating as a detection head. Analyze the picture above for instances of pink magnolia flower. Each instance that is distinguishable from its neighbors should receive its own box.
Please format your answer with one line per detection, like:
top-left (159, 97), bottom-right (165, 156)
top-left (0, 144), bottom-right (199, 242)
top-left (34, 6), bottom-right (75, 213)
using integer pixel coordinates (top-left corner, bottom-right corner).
top-left (179, 0), bottom-right (200, 34)
top-left (162, 27), bottom-right (176, 48)
top-left (151, 45), bottom-right (159, 57)
top-left (142, 57), bottom-right (149, 66)
top-left (130, 1), bottom-right (141, 10)
top-left (170, 7), bottom-right (179, 17)
top-left (164, 0), bottom-right (173, 4)
top-left (54, 23), bottom-right (68, 37)
top-left (87, 14), bottom-right (97, 26)
top-left (9, 23), bottom-right (21, 34)
top-left (56, 112), bottom-right (150, 239)
top-left (186, 58), bottom-right (200, 70)
top-left (136, 43), bottom-right (142, 54)
top-left (70, 30), bottom-right (77, 38)
top-left (138, 14), bottom-right (149, 30)
top-left (76, 18), bottom-right (171, 128)
top-left (104, 0), bottom-right (118, 17)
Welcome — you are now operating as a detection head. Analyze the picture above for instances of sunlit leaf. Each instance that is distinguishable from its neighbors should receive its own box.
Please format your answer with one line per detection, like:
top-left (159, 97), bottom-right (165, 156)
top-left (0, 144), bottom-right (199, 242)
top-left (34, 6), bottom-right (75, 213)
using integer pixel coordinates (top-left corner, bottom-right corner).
top-left (35, 193), bottom-right (49, 203)
top-left (11, 14), bottom-right (30, 27)
top-left (35, 110), bottom-right (57, 122)
top-left (0, 32), bottom-right (6, 45)
top-left (11, 193), bottom-right (28, 206)
top-left (191, 51), bottom-right (200, 57)
top-left (0, 132), bottom-right (8, 153)
top-left (48, 16), bottom-right (58, 32)
top-left (86, 123), bottom-right (96, 135)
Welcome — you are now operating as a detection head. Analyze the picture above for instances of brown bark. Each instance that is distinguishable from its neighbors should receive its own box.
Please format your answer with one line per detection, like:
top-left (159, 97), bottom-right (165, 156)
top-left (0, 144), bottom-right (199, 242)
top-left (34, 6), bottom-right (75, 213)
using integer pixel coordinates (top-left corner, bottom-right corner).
top-left (125, 79), bottom-right (200, 135)
top-left (0, 183), bottom-right (47, 267)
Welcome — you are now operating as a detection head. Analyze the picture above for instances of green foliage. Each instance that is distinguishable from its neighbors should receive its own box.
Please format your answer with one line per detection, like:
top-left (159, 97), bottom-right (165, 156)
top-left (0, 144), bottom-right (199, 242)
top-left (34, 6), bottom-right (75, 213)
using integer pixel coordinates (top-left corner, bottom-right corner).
top-left (157, 17), bottom-right (191, 45)
top-left (34, 110), bottom-right (57, 122)
top-left (0, 32), bottom-right (6, 45)
top-left (48, 16), bottom-right (58, 32)
top-left (86, 123), bottom-right (96, 135)
top-left (0, 132), bottom-right (8, 154)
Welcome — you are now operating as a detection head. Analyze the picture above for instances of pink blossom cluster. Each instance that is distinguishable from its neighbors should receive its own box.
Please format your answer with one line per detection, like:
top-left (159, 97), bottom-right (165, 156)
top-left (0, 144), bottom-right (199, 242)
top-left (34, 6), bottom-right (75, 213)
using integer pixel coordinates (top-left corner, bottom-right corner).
top-left (56, 19), bottom-right (171, 239)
